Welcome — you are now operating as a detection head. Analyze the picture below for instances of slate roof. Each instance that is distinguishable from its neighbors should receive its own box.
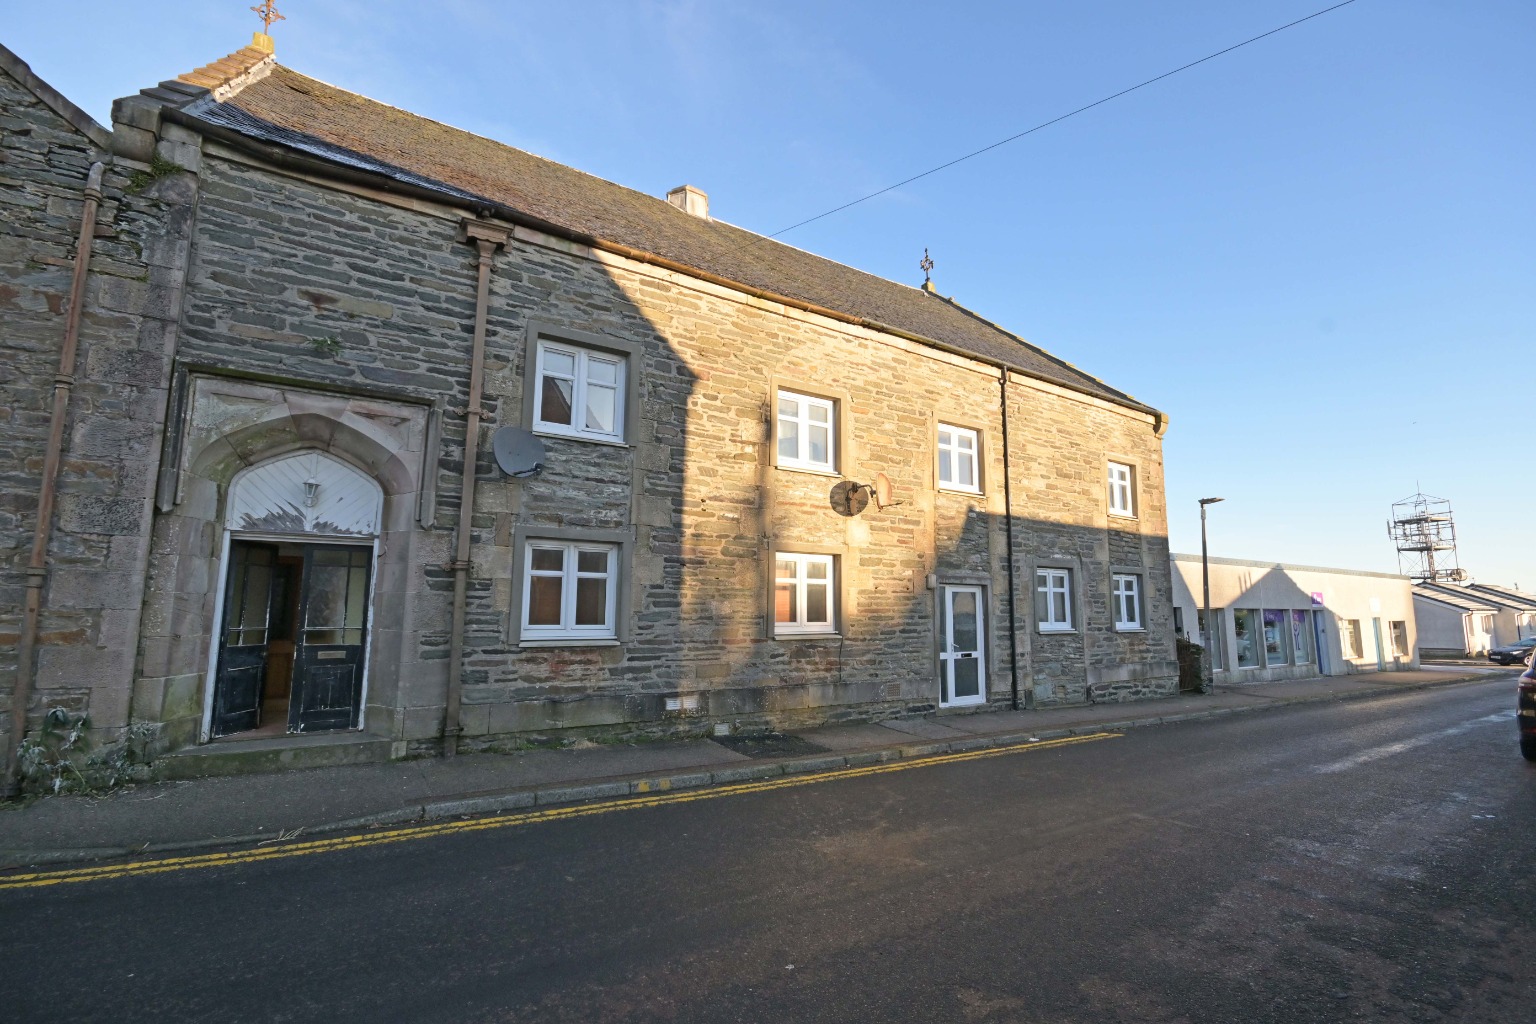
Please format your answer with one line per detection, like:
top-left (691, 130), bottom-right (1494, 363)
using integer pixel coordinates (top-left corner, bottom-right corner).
top-left (173, 61), bottom-right (1152, 413)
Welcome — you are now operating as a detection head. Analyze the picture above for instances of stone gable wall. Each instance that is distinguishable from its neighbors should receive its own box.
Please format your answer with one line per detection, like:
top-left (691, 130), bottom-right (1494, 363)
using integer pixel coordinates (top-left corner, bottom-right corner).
top-left (0, 63), bottom-right (192, 745)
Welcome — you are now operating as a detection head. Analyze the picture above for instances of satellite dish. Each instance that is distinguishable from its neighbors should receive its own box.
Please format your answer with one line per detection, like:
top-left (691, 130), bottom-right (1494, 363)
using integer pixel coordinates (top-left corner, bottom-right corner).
top-left (872, 473), bottom-right (894, 509)
top-left (829, 480), bottom-right (869, 517)
top-left (492, 427), bottom-right (546, 478)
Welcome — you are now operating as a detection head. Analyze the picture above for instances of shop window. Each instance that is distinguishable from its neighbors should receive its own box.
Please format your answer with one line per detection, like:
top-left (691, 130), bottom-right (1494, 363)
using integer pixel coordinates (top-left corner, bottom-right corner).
top-left (1343, 619), bottom-right (1363, 659)
top-left (1291, 610), bottom-right (1314, 664)
top-left (1198, 609), bottom-right (1226, 670)
top-left (1234, 608), bottom-right (1261, 668)
top-left (1262, 609), bottom-right (1290, 666)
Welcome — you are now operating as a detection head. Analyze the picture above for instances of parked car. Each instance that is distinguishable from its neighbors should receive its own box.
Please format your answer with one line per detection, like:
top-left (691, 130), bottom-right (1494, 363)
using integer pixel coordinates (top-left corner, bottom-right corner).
top-left (1520, 657), bottom-right (1536, 762)
top-left (1488, 636), bottom-right (1536, 665)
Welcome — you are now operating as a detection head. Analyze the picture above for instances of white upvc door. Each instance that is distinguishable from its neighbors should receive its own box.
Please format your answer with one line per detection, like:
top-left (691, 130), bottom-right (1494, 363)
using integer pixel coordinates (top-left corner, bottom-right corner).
top-left (941, 586), bottom-right (986, 707)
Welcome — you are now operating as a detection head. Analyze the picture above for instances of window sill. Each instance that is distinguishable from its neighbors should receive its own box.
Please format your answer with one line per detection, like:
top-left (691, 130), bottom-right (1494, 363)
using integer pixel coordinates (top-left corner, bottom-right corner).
top-left (532, 429), bottom-right (631, 449)
top-left (1037, 627), bottom-right (1076, 635)
top-left (937, 486), bottom-right (984, 498)
top-left (1108, 512), bottom-right (1139, 522)
top-left (1114, 626), bottom-right (1146, 633)
top-left (518, 638), bottom-right (621, 648)
top-left (775, 463), bottom-right (840, 478)
top-left (774, 631), bottom-right (842, 641)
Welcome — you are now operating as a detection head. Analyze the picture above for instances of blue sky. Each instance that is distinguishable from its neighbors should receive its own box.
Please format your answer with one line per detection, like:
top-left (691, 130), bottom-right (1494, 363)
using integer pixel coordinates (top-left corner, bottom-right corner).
top-left (8, 1), bottom-right (1533, 587)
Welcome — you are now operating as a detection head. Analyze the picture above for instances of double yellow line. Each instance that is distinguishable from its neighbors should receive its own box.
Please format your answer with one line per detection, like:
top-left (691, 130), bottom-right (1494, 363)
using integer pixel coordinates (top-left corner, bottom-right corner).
top-left (0, 732), bottom-right (1118, 891)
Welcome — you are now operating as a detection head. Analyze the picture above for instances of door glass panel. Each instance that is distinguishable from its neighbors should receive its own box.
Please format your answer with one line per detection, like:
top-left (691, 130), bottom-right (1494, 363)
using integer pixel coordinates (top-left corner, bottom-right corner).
top-left (951, 590), bottom-right (979, 651)
top-left (952, 657), bottom-right (981, 699)
top-left (345, 567), bottom-right (367, 629)
top-left (232, 560), bottom-right (272, 646)
top-left (304, 563), bottom-right (348, 645)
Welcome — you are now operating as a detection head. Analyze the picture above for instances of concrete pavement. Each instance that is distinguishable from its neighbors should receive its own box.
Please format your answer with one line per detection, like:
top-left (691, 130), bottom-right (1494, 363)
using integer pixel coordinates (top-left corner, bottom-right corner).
top-left (0, 666), bottom-right (1506, 867)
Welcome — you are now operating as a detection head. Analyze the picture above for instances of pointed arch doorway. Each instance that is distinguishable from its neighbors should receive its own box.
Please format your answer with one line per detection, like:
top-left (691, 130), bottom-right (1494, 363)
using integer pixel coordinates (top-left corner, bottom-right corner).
top-left (204, 450), bottom-right (384, 740)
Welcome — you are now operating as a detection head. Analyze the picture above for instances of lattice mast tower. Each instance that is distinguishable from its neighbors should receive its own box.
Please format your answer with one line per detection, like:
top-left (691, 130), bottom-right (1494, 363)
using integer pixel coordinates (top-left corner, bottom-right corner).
top-left (1388, 492), bottom-right (1466, 584)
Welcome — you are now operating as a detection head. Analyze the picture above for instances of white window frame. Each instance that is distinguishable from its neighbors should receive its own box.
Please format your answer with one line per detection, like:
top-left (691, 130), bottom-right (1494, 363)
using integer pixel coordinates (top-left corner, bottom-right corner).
top-left (1107, 461), bottom-right (1136, 518)
top-left (937, 424), bottom-right (981, 493)
top-left (776, 389), bottom-right (837, 473)
top-left (521, 540), bottom-right (619, 640)
top-left (1111, 573), bottom-right (1143, 631)
top-left (1035, 568), bottom-right (1073, 633)
top-left (774, 552), bottom-right (836, 636)
top-left (533, 339), bottom-right (627, 443)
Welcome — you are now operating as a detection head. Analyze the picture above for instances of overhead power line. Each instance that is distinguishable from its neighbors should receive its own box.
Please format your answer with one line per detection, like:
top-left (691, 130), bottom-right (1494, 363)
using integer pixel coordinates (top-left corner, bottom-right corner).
top-left (760, 0), bottom-right (1363, 242)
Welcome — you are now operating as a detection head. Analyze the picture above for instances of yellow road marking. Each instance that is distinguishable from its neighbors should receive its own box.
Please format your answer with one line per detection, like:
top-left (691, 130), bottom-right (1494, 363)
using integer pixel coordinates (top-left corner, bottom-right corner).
top-left (0, 732), bottom-right (1118, 891)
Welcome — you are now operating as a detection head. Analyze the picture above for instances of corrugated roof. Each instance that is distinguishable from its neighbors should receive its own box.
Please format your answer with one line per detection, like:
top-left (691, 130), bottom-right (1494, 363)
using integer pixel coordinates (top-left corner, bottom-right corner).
top-left (176, 63), bottom-right (1152, 413)
top-left (1412, 584), bottom-right (1498, 613)
top-left (1465, 583), bottom-right (1536, 610)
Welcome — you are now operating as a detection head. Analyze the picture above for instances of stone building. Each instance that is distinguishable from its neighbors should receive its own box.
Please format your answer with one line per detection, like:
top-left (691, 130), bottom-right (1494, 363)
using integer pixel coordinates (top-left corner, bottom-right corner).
top-left (1, 35), bottom-right (1176, 782)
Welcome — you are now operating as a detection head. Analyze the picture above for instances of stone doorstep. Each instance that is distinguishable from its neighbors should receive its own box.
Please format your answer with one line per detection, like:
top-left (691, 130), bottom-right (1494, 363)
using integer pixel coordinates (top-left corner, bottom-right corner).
top-left (155, 731), bottom-right (395, 781)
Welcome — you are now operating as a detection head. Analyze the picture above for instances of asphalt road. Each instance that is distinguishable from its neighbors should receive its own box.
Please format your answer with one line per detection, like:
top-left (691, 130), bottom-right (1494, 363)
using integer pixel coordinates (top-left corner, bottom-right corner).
top-left (3, 676), bottom-right (1532, 1023)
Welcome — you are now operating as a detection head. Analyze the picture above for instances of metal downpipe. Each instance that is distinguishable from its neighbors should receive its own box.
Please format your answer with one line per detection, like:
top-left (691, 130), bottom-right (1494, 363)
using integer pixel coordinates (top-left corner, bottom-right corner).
top-left (999, 366), bottom-right (1026, 711)
top-left (5, 162), bottom-right (104, 798)
top-left (442, 223), bottom-right (507, 757)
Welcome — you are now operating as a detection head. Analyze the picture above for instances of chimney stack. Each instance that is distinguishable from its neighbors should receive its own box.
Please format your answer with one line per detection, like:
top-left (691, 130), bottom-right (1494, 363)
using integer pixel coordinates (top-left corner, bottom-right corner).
top-left (666, 185), bottom-right (709, 220)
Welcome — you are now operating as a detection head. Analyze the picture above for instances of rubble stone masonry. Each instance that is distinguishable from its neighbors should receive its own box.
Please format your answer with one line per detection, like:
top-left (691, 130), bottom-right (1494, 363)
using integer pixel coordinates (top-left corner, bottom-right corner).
top-left (3, 56), bottom-right (1175, 766)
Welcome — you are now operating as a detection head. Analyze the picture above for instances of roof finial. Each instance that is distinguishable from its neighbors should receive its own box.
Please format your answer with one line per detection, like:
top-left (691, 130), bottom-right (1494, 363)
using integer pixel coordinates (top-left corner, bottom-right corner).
top-left (252, 1), bottom-right (286, 33)
top-left (920, 248), bottom-right (935, 292)
top-left (249, 1), bottom-right (284, 54)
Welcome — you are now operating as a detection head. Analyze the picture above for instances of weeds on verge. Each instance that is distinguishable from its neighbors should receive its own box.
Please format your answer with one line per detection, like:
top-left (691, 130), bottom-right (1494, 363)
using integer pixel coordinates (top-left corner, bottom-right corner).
top-left (15, 708), bottom-right (156, 796)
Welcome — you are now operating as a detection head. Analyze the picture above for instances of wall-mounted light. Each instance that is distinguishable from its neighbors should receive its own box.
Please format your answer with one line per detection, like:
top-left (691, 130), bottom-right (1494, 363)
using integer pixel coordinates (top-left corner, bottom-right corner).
top-left (303, 477), bottom-right (321, 508)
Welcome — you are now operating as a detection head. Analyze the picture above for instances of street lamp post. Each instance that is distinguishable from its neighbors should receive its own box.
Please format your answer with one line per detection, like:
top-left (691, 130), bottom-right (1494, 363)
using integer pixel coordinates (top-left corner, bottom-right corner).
top-left (1199, 497), bottom-right (1225, 694)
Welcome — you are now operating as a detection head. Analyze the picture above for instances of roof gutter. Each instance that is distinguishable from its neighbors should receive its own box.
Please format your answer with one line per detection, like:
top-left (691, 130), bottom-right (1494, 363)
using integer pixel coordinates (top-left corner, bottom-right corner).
top-left (162, 106), bottom-right (1165, 428)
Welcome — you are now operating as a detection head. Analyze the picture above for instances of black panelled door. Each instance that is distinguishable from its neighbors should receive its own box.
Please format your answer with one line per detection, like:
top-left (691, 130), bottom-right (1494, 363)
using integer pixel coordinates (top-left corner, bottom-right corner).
top-left (289, 544), bottom-right (371, 733)
top-left (212, 541), bottom-right (278, 737)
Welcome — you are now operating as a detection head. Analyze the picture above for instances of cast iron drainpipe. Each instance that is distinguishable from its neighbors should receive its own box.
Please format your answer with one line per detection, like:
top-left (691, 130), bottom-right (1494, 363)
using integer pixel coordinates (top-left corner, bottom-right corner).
top-left (442, 221), bottom-right (508, 757)
top-left (4, 162), bottom-right (105, 798)
top-left (998, 365), bottom-right (1025, 711)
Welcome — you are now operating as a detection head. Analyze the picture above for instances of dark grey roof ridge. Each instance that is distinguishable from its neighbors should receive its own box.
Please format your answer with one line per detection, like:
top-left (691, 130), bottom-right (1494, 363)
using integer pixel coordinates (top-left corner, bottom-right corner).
top-left (0, 41), bottom-right (112, 149)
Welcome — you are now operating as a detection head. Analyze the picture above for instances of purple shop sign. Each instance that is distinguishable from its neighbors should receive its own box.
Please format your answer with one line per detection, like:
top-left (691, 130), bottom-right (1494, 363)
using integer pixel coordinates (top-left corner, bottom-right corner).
top-left (1310, 591), bottom-right (1325, 607)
